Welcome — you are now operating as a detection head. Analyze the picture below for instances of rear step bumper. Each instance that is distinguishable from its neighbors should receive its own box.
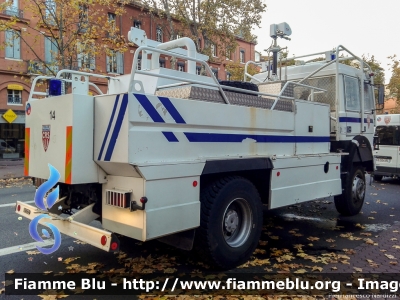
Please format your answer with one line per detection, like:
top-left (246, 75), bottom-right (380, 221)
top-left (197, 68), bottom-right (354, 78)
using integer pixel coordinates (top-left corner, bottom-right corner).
top-left (15, 201), bottom-right (119, 252)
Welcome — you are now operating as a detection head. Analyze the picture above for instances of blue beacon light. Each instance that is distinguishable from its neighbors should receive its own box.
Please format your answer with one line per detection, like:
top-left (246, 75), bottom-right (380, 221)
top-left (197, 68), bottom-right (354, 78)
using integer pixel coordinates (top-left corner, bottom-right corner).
top-left (48, 79), bottom-right (62, 96)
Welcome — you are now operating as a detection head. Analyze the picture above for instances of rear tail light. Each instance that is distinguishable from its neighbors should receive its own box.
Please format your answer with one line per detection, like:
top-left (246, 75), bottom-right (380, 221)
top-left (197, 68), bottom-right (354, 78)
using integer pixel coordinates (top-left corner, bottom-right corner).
top-left (111, 242), bottom-right (118, 251)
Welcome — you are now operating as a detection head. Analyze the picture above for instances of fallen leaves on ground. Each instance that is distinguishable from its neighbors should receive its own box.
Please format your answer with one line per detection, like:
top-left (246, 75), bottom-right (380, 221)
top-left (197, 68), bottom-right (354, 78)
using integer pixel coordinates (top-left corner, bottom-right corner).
top-left (0, 177), bottom-right (32, 188)
top-left (38, 289), bottom-right (68, 299)
top-left (385, 254), bottom-right (396, 260)
top-left (62, 257), bottom-right (81, 265)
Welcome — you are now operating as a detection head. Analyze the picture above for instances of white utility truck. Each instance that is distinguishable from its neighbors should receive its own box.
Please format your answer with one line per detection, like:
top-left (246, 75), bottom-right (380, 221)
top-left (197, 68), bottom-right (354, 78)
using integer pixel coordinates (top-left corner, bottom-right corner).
top-left (373, 114), bottom-right (400, 181)
top-left (16, 23), bottom-right (382, 269)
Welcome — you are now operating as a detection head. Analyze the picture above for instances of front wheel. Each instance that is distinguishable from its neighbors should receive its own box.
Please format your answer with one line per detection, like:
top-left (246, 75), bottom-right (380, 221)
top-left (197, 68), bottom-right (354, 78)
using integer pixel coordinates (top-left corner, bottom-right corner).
top-left (196, 176), bottom-right (263, 269)
top-left (334, 165), bottom-right (366, 216)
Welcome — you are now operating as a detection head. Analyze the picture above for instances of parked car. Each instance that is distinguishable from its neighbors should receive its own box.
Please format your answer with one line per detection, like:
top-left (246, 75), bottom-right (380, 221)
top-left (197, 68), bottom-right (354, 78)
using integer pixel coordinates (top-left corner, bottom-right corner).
top-left (0, 139), bottom-right (16, 153)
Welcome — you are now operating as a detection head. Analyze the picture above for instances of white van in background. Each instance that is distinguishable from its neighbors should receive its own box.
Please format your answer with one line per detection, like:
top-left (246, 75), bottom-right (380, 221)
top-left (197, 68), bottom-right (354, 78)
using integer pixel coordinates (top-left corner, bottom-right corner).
top-left (373, 114), bottom-right (400, 181)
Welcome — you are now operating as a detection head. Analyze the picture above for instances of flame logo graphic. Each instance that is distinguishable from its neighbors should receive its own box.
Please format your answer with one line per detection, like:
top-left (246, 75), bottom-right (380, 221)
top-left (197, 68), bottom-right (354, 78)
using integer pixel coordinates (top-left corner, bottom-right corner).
top-left (28, 164), bottom-right (62, 254)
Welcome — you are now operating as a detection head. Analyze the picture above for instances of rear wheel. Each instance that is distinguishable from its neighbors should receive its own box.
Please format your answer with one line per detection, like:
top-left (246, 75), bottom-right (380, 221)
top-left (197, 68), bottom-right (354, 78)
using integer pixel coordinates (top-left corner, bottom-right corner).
top-left (196, 176), bottom-right (263, 269)
top-left (373, 174), bottom-right (383, 181)
top-left (334, 165), bottom-right (366, 216)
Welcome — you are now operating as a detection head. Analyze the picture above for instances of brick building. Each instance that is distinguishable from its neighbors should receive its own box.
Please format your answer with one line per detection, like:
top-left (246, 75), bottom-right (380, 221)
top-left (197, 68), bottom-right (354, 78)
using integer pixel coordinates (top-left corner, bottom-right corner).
top-left (0, 1), bottom-right (257, 158)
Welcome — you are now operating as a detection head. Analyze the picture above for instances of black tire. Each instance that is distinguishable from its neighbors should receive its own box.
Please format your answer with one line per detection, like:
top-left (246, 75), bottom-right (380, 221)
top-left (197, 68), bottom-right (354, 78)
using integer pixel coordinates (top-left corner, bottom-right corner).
top-left (219, 81), bottom-right (259, 95)
top-left (373, 175), bottom-right (383, 181)
top-left (334, 165), bottom-right (366, 216)
top-left (196, 176), bottom-right (263, 269)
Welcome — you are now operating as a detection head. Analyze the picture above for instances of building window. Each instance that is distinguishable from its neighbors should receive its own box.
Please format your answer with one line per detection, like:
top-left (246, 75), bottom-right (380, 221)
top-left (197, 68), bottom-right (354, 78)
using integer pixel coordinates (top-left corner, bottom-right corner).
top-left (197, 38), bottom-right (202, 50)
top-left (156, 26), bottom-right (163, 42)
top-left (106, 50), bottom-right (123, 74)
top-left (239, 49), bottom-right (245, 63)
top-left (159, 58), bottom-right (165, 68)
top-left (78, 5), bottom-right (89, 32)
top-left (136, 54), bottom-right (142, 70)
top-left (177, 62), bottom-right (185, 72)
top-left (5, 30), bottom-right (20, 59)
top-left (3, 0), bottom-right (22, 17)
top-left (45, 36), bottom-right (58, 73)
top-left (133, 20), bottom-right (141, 29)
top-left (77, 43), bottom-right (95, 70)
top-left (7, 89), bottom-right (22, 105)
top-left (108, 12), bottom-right (116, 33)
top-left (211, 43), bottom-right (217, 57)
top-left (45, 0), bottom-right (56, 24)
top-left (226, 72), bottom-right (231, 81)
top-left (226, 50), bottom-right (231, 60)
top-left (212, 68), bottom-right (218, 79)
top-left (196, 66), bottom-right (201, 75)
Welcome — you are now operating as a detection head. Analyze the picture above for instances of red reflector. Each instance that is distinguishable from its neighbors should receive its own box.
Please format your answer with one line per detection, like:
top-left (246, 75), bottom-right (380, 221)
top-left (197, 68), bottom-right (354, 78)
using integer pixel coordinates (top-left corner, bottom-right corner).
top-left (140, 197), bottom-right (148, 204)
top-left (277, 172), bottom-right (280, 177)
top-left (100, 235), bottom-right (107, 246)
top-left (193, 181), bottom-right (198, 187)
top-left (111, 242), bottom-right (118, 250)
top-left (336, 166), bottom-right (339, 170)
top-left (17, 205), bottom-right (21, 211)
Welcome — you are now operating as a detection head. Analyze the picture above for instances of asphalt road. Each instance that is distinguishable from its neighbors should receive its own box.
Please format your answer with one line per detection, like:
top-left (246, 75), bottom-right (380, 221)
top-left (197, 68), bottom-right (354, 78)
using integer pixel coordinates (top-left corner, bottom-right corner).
top-left (1, 175), bottom-right (400, 300)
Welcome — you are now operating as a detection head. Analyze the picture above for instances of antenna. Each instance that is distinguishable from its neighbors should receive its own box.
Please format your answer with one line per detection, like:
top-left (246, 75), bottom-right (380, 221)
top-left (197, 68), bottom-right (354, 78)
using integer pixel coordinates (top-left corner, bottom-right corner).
top-left (269, 22), bottom-right (292, 77)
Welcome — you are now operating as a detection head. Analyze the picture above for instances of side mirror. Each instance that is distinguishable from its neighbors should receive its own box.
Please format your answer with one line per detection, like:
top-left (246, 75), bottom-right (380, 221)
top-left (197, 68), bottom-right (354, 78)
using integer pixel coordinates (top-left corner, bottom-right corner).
top-left (373, 135), bottom-right (380, 150)
top-left (378, 85), bottom-right (385, 105)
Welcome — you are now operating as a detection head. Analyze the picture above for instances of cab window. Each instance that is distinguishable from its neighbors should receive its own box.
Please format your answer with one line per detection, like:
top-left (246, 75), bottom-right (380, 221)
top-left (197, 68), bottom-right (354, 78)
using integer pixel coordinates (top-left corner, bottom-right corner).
top-left (344, 75), bottom-right (360, 112)
top-left (363, 83), bottom-right (373, 112)
top-left (375, 126), bottom-right (400, 146)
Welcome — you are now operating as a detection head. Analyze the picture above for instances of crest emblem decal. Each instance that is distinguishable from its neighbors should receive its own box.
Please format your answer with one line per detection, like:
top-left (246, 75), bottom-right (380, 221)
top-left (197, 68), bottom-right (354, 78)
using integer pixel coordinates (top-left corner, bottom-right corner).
top-left (384, 115), bottom-right (391, 125)
top-left (42, 125), bottom-right (50, 152)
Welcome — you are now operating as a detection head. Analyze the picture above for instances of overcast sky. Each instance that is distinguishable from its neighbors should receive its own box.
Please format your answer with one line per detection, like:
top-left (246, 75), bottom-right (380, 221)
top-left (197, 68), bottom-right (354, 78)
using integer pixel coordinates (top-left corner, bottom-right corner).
top-left (253, 0), bottom-right (398, 84)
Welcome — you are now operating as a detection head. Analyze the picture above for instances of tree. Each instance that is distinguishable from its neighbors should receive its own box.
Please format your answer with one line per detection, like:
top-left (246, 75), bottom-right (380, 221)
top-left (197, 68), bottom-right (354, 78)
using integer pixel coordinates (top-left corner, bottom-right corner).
top-left (140, 0), bottom-right (266, 58)
top-left (387, 55), bottom-right (400, 112)
top-left (1, 0), bottom-right (130, 76)
top-left (225, 61), bottom-right (258, 81)
top-left (363, 55), bottom-right (385, 86)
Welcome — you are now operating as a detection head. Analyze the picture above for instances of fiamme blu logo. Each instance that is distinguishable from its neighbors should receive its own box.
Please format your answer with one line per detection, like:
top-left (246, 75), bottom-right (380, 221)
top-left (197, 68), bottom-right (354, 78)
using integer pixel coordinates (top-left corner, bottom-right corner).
top-left (28, 164), bottom-right (62, 254)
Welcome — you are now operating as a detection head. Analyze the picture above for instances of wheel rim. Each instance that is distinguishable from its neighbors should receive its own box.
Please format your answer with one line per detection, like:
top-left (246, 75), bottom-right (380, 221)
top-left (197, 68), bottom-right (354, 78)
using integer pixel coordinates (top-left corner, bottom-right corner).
top-left (352, 174), bottom-right (365, 203)
top-left (222, 198), bottom-right (253, 248)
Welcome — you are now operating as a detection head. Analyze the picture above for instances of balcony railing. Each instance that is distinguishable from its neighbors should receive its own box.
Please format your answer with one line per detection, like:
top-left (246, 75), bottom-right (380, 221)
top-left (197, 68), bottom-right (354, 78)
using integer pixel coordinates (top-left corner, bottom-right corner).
top-left (8, 95), bottom-right (22, 105)
top-left (2, 7), bottom-right (23, 18)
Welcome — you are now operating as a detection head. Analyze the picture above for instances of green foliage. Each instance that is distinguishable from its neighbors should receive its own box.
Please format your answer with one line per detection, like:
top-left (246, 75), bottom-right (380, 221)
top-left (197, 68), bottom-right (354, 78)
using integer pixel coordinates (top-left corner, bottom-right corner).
top-left (363, 55), bottom-right (385, 86)
top-left (387, 55), bottom-right (400, 98)
top-left (225, 61), bottom-right (258, 81)
top-left (1, 0), bottom-right (130, 76)
top-left (139, 0), bottom-right (267, 58)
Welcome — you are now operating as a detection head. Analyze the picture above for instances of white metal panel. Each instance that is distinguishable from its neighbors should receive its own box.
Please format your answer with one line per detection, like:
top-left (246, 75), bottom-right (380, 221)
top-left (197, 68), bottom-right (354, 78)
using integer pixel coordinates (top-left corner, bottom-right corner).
top-left (94, 94), bottom-right (129, 163)
top-left (26, 94), bottom-right (98, 183)
top-left (136, 162), bottom-right (205, 180)
top-left (294, 100), bottom-right (330, 154)
top-left (144, 177), bottom-right (200, 239)
top-left (126, 93), bottom-right (297, 164)
top-left (270, 155), bottom-right (342, 209)
top-left (101, 176), bottom-right (145, 240)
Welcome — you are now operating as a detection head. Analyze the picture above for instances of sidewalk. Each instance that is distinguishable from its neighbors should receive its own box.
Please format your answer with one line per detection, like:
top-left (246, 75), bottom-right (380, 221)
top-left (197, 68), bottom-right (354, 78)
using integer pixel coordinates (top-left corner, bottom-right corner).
top-left (0, 158), bottom-right (25, 178)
